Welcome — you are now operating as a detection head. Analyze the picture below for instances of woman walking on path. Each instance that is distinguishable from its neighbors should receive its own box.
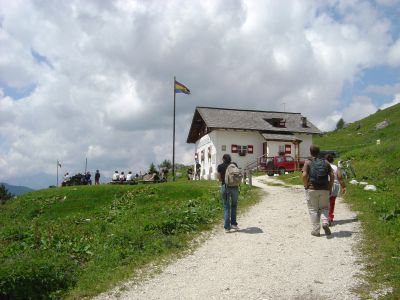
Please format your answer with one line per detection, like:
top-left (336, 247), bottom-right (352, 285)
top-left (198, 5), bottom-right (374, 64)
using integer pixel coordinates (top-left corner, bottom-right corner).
top-left (326, 154), bottom-right (347, 226)
top-left (217, 154), bottom-right (239, 233)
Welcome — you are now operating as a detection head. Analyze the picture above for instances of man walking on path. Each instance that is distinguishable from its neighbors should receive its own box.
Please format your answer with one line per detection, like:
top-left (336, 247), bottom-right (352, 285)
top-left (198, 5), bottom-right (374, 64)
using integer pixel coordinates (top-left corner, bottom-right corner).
top-left (302, 145), bottom-right (334, 236)
top-left (217, 154), bottom-right (239, 233)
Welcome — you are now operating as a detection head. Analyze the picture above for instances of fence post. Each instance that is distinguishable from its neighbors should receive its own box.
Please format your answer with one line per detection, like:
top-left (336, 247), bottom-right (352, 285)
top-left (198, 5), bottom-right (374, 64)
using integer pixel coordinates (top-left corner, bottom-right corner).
top-left (248, 169), bottom-right (252, 187)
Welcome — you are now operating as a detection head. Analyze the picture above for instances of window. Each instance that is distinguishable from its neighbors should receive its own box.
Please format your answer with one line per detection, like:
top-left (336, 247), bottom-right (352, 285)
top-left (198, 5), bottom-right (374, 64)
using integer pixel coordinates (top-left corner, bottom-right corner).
top-left (221, 145), bottom-right (226, 151)
top-left (279, 145), bottom-right (285, 154)
top-left (237, 145), bottom-right (247, 156)
top-left (264, 118), bottom-right (286, 128)
top-left (286, 156), bottom-right (294, 162)
top-left (237, 145), bottom-right (247, 152)
top-left (277, 157), bottom-right (284, 163)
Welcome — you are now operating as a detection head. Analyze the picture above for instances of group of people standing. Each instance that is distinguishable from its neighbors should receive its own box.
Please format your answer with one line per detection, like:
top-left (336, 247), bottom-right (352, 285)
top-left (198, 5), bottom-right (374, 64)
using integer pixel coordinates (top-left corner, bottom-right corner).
top-left (62, 170), bottom-right (101, 186)
top-left (216, 145), bottom-right (347, 236)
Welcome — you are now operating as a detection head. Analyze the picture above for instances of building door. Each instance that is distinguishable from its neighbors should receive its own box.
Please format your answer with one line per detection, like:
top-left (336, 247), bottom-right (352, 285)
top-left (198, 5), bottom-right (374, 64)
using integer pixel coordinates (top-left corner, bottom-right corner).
top-left (263, 142), bottom-right (268, 157)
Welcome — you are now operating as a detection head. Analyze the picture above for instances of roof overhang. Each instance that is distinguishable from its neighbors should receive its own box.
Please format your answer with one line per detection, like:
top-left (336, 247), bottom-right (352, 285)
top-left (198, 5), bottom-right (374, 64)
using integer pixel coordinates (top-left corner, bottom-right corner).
top-left (261, 133), bottom-right (302, 142)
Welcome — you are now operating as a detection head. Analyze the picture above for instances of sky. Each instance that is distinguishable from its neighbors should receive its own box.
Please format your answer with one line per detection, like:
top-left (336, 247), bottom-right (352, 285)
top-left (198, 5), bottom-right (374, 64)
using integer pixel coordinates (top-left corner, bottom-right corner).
top-left (1, 0), bottom-right (400, 189)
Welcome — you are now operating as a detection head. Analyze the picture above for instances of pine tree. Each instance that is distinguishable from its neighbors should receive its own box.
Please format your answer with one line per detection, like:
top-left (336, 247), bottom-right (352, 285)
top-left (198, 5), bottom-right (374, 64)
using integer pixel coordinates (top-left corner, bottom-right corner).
top-left (336, 118), bottom-right (345, 130)
top-left (159, 159), bottom-right (172, 170)
top-left (149, 163), bottom-right (157, 174)
top-left (0, 184), bottom-right (14, 204)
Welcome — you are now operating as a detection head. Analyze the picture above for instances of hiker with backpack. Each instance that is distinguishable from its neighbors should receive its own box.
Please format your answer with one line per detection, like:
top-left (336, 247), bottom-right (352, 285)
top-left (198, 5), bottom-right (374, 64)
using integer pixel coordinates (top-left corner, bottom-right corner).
top-left (217, 154), bottom-right (243, 233)
top-left (302, 145), bottom-right (334, 237)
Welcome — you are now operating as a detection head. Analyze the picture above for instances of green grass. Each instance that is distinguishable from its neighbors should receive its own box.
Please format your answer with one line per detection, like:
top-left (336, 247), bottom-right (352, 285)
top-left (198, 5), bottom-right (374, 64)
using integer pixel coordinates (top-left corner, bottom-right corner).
top-left (279, 103), bottom-right (400, 298)
top-left (0, 179), bottom-right (261, 299)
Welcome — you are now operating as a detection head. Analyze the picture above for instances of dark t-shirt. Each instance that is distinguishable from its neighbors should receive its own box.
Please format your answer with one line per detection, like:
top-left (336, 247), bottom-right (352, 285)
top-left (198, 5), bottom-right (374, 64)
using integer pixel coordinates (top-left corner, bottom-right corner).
top-left (217, 162), bottom-right (238, 185)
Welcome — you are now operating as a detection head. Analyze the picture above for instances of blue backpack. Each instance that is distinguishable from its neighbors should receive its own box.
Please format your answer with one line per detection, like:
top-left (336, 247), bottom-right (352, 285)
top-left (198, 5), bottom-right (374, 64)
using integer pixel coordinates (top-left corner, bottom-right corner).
top-left (309, 158), bottom-right (329, 188)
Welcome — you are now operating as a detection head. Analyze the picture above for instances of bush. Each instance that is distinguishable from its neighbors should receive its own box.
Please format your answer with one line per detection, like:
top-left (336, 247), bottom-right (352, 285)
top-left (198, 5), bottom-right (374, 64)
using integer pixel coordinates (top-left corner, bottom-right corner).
top-left (0, 255), bottom-right (78, 299)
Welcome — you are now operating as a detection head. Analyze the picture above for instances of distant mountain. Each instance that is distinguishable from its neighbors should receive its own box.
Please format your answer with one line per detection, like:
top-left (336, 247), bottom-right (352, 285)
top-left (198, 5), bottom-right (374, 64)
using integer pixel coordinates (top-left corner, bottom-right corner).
top-left (0, 182), bottom-right (34, 196)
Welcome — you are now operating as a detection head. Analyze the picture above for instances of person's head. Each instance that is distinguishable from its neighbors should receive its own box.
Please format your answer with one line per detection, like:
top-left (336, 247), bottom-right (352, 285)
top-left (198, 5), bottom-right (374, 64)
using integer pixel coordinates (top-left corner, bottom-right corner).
top-left (222, 154), bottom-right (231, 164)
top-left (128, 171), bottom-right (132, 174)
top-left (115, 170), bottom-right (118, 173)
top-left (309, 144), bottom-right (320, 157)
top-left (326, 154), bottom-right (334, 163)
top-left (96, 169), bottom-right (99, 172)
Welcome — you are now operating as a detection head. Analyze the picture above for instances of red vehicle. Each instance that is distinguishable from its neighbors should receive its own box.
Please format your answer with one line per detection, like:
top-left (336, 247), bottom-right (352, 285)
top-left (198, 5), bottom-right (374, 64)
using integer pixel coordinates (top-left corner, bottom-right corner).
top-left (261, 155), bottom-right (305, 176)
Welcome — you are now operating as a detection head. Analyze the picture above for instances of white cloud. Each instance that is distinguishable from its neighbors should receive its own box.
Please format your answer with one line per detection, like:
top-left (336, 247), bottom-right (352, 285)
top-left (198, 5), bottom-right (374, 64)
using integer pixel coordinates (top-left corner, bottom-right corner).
top-left (366, 82), bottom-right (400, 95)
top-left (342, 96), bottom-right (378, 123)
top-left (387, 39), bottom-right (400, 66)
top-left (0, 0), bottom-right (399, 188)
top-left (380, 93), bottom-right (400, 109)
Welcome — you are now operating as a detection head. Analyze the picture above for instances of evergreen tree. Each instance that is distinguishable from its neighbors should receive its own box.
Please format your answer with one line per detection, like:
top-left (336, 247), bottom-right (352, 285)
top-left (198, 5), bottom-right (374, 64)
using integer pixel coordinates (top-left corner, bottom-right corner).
top-left (0, 184), bottom-right (14, 204)
top-left (336, 118), bottom-right (345, 130)
top-left (149, 163), bottom-right (157, 174)
top-left (159, 159), bottom-right (172, 170)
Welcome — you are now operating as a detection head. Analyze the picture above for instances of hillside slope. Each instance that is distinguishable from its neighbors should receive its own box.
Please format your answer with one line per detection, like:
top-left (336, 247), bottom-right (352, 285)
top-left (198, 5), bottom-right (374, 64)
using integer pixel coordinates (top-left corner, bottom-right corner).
top-left (314, 103), bottom-right (400, 298)
top-left (0, 180), bottom-right (260, 299)
top-left (0, 182), bottom-right (34, 196)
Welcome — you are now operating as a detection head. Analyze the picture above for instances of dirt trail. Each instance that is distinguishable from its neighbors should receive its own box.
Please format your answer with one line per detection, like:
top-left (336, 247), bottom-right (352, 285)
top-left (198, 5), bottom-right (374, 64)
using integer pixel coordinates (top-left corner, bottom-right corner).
top-left (96, 175), bottom-right (364, 299)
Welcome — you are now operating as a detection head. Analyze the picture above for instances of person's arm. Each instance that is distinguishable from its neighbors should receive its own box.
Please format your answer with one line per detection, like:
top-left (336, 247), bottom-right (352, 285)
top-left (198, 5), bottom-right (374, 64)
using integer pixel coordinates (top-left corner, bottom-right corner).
top-left (302, 161), bottom-right (309, 189)
top-left (337, 168), bottom-right (347, 195)
top-left (217, 172), bottom-right (221, 182)
top-left (216, 165), bottom-right (222, 182)
top-left (328, 163), bottom-right (334, 193)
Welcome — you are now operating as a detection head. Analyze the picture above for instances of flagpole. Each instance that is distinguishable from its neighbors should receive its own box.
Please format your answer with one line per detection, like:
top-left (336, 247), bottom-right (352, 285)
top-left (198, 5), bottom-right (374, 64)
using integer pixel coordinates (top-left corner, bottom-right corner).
top-left (56, 160), bottom-right (59, 187)
top-left (172, 76), bottom-right (176, 182)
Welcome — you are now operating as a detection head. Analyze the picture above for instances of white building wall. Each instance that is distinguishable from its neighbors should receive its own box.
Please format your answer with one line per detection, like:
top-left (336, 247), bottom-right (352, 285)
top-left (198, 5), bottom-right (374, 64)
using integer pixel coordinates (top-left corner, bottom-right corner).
top-left (193, 130), bottom-right (315, 180)
top-left (296, 133), bottom-right (314, 159)
top-left (195, 130), bottom-right (265, 180)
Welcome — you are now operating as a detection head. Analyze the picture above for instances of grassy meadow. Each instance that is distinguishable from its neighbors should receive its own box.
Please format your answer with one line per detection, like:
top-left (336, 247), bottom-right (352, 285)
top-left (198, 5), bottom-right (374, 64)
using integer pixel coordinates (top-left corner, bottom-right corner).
top-left (0, 178), bottom-right (261, 299)
top-left (279, 103), bottom-right (400, 298)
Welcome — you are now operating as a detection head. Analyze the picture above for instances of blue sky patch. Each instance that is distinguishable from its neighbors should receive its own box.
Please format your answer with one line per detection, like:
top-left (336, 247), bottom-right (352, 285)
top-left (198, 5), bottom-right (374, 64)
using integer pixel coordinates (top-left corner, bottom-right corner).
top-left (340, 65), bottom-right (400, 107)
top-left (31, 49), bottom-right (53, 69)
top-left (0, 82), bottom-right (36, 100)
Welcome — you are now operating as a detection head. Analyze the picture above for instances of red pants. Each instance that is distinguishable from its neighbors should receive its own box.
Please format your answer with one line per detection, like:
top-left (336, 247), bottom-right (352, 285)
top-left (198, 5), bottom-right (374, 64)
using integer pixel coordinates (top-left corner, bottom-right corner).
top-left (328, 195), bottom-right (336, 221)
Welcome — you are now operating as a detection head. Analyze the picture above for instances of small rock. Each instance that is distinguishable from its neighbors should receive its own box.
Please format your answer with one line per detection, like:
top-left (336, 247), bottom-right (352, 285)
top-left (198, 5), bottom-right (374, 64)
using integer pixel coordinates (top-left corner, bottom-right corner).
top-left (375, 119), bottom-right (389, 130)
top-left (359, 181), bottom-right (368, 185)
top-left (364, 185), bottom-right (377, 191)
top-left (350, 179), bottom-right (359, 185)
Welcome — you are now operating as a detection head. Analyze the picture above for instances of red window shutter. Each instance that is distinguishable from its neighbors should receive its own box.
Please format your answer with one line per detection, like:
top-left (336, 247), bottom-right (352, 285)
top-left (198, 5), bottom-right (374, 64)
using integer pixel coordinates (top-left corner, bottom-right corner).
top-left (247, 145), bottom-right (253, 154)
top-left (231, 144), bottom-right (238, 153)
top-left (285, 144), bottom-right (291, 154)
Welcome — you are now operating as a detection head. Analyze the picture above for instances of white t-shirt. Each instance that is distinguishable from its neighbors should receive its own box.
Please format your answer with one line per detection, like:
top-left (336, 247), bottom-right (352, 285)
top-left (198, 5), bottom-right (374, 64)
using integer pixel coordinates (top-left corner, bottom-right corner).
top-left (112, 173), bottom-right (119, 181)
top-left (330, 163), bottom-right (339, 183)
top-left (126, 173), bottom-right (133, 181)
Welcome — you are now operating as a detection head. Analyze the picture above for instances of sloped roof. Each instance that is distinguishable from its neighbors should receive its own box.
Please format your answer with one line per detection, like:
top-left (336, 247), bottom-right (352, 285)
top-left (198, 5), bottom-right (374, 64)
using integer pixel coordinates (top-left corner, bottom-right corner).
top-left (187, 106), bottom-right (321, 143)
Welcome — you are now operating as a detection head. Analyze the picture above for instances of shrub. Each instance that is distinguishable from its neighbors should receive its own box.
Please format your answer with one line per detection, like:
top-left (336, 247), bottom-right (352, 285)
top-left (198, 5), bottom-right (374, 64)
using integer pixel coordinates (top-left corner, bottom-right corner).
top-left (0, 255), bottom-right (78, 299)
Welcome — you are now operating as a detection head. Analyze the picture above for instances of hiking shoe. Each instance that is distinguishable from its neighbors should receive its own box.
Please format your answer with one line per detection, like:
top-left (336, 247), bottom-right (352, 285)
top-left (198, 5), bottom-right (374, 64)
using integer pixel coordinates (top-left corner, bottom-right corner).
top-left (224, 228), bottom-right (230, 233)
top-left (322, 224), bottom-right (332, 235)
top-left (328, 220), bottom-right (333, 227)
top-left (311, 231), bottom-right (320, 237)
top-left (231, 225), bottom-right (239, 230)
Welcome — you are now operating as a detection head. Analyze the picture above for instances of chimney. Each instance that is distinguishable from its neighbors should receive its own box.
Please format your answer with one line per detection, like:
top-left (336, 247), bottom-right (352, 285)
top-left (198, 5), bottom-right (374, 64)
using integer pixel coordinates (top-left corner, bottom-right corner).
top-left (301, 117), bottom-right (307, 127)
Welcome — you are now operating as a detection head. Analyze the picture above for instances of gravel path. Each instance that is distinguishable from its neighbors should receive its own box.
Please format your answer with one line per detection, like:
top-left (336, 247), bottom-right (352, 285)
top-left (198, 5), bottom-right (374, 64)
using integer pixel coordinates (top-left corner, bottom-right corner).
top-left (96, 175), bottom-right (364, 300)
